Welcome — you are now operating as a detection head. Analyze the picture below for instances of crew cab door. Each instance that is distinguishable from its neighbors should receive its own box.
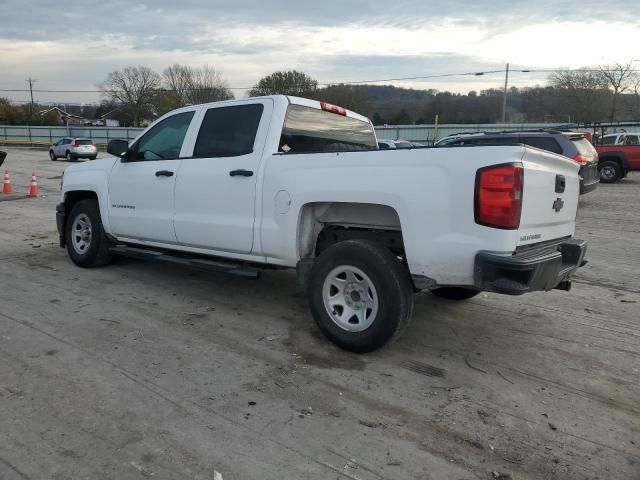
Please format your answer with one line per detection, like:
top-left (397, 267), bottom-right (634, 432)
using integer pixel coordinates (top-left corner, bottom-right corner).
top-left (108, 110), bottom-right (196, 243)
top-left (173, 99), bottom-right (272, 253)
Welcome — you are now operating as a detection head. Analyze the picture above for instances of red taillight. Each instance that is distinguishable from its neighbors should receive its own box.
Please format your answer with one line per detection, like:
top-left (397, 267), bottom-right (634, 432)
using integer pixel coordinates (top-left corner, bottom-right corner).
top-left (475, 163), bottom-right (523, 230)
top-left (574, 154), bottom-right (589, 165)
top-left (320, 102), bottom-right (347, 116)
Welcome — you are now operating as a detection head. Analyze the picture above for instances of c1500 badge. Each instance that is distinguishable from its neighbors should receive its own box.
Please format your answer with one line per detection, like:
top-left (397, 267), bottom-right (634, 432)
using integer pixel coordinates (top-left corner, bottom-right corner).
top-left (520, 234), bottom-right (541, 242)
top-left (111, 204), bottom-right (136, 209)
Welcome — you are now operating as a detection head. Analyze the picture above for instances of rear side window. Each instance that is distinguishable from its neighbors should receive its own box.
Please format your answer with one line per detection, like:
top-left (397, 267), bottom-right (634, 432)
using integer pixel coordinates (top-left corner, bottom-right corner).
top-left (279, 105), bottom-right (377, 153)
top-left (194, 104), bottom-right (264, 158)
top-left (520, 137), bottom-right (563, 154)
top-left (572, 137), bottom-right (598, 158)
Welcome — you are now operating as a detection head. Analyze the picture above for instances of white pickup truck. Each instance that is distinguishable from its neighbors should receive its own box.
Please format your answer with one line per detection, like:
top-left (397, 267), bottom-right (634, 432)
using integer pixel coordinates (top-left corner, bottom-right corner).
top-left (56, 96), bottom-right (587, 352)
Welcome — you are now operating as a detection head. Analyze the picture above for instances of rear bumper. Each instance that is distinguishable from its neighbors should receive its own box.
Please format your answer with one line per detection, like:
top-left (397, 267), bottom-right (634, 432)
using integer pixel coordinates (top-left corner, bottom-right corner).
top-left (579, 164), bottom-right (599, 194)
top-left (474, 238), bottom-right (587, 295)
top-left (56, 202), bottom-right (66, 248)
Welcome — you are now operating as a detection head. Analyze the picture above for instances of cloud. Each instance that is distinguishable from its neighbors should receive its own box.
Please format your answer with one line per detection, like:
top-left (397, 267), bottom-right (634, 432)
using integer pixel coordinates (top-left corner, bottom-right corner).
top-left (0, 0), bottom-right (639, 104)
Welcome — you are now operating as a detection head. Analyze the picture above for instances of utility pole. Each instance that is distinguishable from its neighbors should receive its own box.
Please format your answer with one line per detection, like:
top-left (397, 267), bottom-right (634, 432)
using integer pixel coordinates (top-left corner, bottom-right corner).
top-left (501, 63), bottom-right (509, 123)
top-left (26, 77), bottom-right (35, 106)
top-left (26, 77), bottom-right (36, 122)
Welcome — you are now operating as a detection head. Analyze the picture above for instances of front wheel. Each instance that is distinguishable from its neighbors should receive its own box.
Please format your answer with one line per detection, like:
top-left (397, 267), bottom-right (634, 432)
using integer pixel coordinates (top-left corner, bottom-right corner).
top-left (307, 239), bottom-right (414, 353)
top-left (65, 199), bottom-right (112, 267)
top-left (599, 160), bottom-right (622, 183)
top-left (431, 287), bottom-right (480, 300)
top-left (66, 151), bottom-right (73, 162)
top-left (49, 150), bottom-right (56, 161)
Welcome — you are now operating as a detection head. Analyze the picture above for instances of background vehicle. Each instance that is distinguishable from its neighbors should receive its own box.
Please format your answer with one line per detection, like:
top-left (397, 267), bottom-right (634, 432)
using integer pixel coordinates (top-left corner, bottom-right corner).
top-left (601, 132), bottom-right (640, 146)
top-left (50, 137), bottom-right (97, 161)
top-left (56, 96), bottom-right (586, 353)
top-left (0, 150), bottom-right (6, 168)
top-left (438, 130), bottom-right (599, 194)
top-left (377, 139), bottom-right (414, 149)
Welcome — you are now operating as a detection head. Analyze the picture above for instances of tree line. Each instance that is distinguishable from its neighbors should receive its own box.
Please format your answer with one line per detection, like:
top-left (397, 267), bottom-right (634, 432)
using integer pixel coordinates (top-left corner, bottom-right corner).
top-left (1, 62), bottom-right (639, 127)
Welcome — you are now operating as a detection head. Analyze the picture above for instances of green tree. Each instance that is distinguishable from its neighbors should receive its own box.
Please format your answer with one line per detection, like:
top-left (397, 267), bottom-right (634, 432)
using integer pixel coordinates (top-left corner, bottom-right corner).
top-left (249, 70), bottom-right (318, 97)
top-left (390, 109), bottom-right (412, 125)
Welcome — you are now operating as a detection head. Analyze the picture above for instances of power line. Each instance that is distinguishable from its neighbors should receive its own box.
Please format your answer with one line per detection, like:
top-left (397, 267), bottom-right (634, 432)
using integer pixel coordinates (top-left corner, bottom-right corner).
top-left (0, 68), bottom-right (550, 94)
top-left (2, 67), bottom-right (638, 96)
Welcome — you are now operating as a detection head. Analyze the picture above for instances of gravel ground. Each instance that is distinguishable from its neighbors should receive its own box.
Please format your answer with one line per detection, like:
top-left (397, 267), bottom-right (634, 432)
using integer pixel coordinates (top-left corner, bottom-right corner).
top-left (0, 147), bottom-right (638, 480)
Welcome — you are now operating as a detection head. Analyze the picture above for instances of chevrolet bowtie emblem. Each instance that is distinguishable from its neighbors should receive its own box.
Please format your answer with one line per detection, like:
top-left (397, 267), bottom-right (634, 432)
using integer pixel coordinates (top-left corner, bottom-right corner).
top-left (552, 197), bottom-right (564, 212)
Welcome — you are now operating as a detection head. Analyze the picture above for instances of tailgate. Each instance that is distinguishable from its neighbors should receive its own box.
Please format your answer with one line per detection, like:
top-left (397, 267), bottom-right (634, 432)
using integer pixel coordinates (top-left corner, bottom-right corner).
top-left (518, 148), bottom-right (579, 247)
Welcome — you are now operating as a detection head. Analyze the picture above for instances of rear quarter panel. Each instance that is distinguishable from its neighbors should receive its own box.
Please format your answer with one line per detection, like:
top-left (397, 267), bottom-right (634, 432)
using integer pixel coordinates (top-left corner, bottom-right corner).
top-left (260, 146), bottom-right (529, 286)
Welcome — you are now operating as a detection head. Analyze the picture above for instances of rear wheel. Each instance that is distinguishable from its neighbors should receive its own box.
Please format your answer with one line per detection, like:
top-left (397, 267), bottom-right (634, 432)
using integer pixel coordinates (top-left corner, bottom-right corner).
top-left (599, 160), bottom-right (622, 183)
top-left (66, 151), bottom-right (73, 162)
top-left (89, 155), bottom-right (97, 160)
top-left (65, 199), bottom-right (112, 268)
top-left (431, 287), bottom-right (480, 300)
top-left (307, 239), bottom-right (414, 353)
top-left (49, 150), bottom-right (56, 161)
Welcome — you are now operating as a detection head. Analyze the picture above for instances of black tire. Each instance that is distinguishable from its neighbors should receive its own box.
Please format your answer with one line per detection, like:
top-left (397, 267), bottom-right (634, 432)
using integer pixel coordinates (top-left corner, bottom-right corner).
top-left (66, 151), bottom-right (73, 162)
top-left (89, 155), bottom-right (97, 160)
top-left (307, 239), bottom-right (414, 353)
top-left (49, 150), bottom-right (56, 161)
top-left (65, 199), bottom-right (112, 268)
top-left (598, 160), bottom-right (622, 183)
top-left (431, 287), bottom-right (480, 300)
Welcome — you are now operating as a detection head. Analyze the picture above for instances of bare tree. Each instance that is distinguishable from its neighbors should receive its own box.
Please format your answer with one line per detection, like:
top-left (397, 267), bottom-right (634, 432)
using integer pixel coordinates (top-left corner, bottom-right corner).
top-left (101, 66), bottom-right (161, 127)
top-left (548, 68), bottom-right (609, 122)
top-left (598, 61), bottom-right (635, 121)
top-left (630, 73), bottom-right (640, 120)
top-left (249, 70), bottom-right (318, 97)
top-left (161, 64), bottom-right (233, 110)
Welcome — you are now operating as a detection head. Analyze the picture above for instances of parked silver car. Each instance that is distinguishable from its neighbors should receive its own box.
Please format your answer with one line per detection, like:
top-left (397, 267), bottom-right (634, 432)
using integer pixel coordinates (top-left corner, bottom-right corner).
top-left (49, 137), bottom-right (97, 161)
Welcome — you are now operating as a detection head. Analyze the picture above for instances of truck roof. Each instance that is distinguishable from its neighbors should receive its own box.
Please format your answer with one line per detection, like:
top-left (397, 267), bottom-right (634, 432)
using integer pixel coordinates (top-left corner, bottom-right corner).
top-left (169, 95), bottom-right (372, 126)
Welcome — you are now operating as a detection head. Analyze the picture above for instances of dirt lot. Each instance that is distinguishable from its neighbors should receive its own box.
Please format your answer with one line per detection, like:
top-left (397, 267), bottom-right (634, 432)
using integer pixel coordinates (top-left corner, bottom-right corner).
top-left (0, 147), bottom-right (638, 480)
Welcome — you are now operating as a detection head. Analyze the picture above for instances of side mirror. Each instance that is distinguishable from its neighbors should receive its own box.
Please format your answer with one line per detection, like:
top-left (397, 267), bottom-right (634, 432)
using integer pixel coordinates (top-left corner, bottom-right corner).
top-left (107, 139), bottom-right (129, 159)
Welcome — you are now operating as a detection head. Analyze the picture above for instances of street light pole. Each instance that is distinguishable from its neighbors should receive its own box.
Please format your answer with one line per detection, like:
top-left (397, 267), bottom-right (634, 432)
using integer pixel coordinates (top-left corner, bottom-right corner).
top-left (501, 63), bottom-right (509, 123)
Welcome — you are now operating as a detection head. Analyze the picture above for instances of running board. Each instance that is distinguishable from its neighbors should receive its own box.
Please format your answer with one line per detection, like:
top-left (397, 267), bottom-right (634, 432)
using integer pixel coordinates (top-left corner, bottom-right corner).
top-left (109, 245), bottom-right (262, 279)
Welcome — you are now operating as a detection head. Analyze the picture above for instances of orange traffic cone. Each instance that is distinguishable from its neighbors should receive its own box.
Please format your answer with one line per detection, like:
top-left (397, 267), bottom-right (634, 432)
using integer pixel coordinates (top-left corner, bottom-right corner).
top-left (27, 172), bottom-right (41, 197)
top-left (2, 171), bottom-right (13, 194)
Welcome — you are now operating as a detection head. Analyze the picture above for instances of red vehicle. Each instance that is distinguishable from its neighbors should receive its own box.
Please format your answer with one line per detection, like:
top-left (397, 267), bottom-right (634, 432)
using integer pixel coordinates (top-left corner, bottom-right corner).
top-left (592, 132), bottom-right (640, 183)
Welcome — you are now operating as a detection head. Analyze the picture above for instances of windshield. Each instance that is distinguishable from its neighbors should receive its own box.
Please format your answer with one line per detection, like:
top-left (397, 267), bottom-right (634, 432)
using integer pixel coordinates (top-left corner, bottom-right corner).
top-left (279, 105), bottom-right (377, 153)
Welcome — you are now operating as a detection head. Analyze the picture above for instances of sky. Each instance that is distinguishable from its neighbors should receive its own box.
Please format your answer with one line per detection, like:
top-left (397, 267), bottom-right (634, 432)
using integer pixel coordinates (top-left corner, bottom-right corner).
top-left (1, 0), bottom-right (639, 105)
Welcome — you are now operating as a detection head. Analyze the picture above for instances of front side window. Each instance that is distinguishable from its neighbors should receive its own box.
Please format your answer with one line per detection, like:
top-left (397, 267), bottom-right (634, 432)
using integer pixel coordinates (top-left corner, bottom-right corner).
top-left (193, 104), bottom-right (264, 158)
top-left (279, 105), bottom-right (377, 153)
top-left (130, 111), bottom-right (195, 161)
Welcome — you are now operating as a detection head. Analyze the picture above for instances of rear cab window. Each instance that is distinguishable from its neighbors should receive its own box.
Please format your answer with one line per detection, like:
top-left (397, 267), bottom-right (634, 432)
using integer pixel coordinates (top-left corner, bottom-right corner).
top-left (279, 104), bottom-right (377, 153)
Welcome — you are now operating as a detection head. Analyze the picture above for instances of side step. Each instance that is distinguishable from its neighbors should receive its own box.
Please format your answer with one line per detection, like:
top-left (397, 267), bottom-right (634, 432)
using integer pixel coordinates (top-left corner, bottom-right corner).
top-left (109, 245), bottom-right (262, 279)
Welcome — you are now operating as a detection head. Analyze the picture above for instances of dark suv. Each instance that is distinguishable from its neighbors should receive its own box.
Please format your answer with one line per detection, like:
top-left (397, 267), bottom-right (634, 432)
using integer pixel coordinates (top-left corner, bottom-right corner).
top-left (437, 131), bottom-right (599, 194)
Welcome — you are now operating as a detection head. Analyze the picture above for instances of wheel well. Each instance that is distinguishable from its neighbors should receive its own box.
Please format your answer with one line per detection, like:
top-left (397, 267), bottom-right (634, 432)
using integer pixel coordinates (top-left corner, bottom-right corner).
top-left (65, 190), bottom-right (98, 212)
top-left (298, 202), bottom-right (404, 259)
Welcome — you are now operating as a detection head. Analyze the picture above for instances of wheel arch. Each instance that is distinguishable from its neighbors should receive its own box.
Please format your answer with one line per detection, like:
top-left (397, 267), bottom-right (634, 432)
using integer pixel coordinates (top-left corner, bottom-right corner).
top-left (297, 202), bottom-right (404, 261)
top-left (598, 151), bottom-right (629, 172)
